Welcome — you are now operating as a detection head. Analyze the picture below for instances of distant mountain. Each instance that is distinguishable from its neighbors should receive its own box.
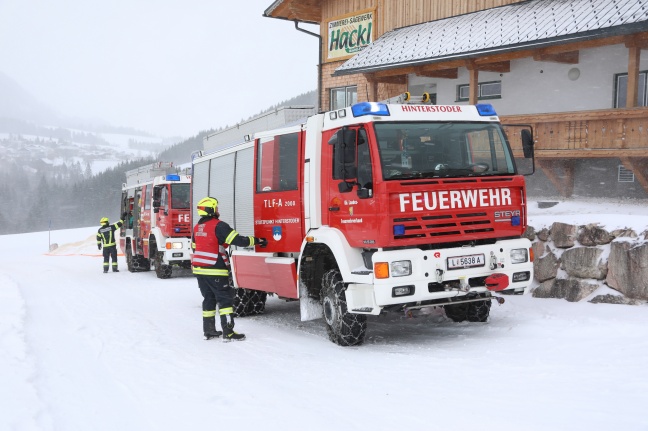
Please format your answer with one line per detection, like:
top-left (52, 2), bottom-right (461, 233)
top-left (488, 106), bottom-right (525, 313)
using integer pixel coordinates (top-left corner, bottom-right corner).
top-left (0, 71), bottom-right (156, 138)
top-left (0, 71), bottom-right (61, 125)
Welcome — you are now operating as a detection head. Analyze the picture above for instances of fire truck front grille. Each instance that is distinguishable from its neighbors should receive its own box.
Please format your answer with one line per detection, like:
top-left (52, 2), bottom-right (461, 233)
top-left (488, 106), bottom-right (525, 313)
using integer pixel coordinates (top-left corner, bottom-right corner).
top-left (173, 223), bottom-right (192, 236)
top-left (393, 211), bottom-right (494, 240)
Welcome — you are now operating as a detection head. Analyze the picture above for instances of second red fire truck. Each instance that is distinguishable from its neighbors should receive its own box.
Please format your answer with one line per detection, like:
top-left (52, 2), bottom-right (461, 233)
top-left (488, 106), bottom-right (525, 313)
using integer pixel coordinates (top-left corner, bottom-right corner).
top-left (120, 162), bottom-right (193, 279)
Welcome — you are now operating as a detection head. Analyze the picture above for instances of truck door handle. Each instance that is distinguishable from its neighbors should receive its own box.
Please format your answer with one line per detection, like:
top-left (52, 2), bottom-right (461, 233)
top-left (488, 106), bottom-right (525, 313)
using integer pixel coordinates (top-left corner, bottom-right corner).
top-left (329, 207), bottom-right (340, 211)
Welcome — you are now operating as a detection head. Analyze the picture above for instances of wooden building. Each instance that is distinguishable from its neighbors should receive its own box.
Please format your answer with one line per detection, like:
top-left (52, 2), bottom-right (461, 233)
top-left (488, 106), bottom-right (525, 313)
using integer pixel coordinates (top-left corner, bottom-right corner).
top-left (264, 0), bottom-right (648, 198)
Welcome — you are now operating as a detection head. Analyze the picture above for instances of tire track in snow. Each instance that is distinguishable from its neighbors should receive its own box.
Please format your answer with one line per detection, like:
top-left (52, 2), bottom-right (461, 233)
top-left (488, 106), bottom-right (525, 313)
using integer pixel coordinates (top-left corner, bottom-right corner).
top-left (0, 272), bottom-right (54, 430)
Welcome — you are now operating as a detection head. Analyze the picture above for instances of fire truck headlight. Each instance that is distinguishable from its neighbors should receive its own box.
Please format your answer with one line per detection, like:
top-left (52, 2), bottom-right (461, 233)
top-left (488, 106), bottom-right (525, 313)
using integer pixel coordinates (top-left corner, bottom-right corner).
top-left (390, 260), bottom-right (412, 277)
top-left (510, 248), bottom-right (529, 264)
top-left (166, 242), bottom-right (184, 250)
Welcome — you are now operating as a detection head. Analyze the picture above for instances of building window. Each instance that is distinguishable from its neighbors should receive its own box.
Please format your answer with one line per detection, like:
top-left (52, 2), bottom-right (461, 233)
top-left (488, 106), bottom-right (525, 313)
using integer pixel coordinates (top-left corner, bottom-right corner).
top-left (457, 81), bottom-right (501, 102)
top-left (614, 71), bottom-right (648, 108)
top-left (618, 165), bottom-right (635, 183)
top-left (330, 86), bottom-right (357, 110)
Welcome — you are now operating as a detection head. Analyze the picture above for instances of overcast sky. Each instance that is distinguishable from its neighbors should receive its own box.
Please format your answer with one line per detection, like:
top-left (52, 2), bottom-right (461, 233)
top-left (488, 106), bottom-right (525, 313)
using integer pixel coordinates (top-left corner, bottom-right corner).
top-left (0, 0), bottom-right (320, 137)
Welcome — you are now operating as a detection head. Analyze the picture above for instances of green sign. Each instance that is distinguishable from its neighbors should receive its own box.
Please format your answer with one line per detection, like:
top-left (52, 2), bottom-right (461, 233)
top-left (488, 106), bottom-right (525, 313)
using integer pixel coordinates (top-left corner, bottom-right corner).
top-left (327, 10), bottom-right (374, 61)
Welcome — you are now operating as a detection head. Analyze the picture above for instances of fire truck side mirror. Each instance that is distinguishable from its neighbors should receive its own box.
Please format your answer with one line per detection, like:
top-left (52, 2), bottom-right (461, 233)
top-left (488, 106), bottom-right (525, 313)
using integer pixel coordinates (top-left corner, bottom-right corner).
top-left (333, 128), bottom-right (358, 181)
top-left (521, 129), bottom-right (534, 159)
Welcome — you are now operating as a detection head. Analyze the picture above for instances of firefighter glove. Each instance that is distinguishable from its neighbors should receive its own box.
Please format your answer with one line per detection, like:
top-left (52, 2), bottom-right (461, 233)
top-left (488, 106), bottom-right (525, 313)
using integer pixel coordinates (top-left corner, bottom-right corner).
top-left (97, 244), bottom-right (102, 250)
top-left (256, 237), bottom-right (268, 248)
top-left (122, 212), bottom-right (128, 221)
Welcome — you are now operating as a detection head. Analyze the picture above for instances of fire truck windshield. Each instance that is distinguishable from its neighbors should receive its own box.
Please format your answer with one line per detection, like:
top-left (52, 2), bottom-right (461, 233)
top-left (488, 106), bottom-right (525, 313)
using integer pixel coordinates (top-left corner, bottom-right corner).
top-left (374, 122), bottom-right (516, 180)
top-left (170, 183), bottom-right (190, 209)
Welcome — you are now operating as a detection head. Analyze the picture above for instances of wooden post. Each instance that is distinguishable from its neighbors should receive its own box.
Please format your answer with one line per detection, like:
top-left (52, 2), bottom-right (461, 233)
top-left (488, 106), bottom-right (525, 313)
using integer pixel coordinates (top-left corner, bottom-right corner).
top-left (626, 46), bottom-right (641, 107)
top-left (468, 66), bottom-right (479, 105)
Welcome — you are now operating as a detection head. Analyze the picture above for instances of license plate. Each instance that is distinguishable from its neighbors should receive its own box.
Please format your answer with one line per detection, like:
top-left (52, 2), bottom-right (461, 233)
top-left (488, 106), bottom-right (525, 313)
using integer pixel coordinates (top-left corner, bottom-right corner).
top-left (447, 253), bottom-right (485, 269)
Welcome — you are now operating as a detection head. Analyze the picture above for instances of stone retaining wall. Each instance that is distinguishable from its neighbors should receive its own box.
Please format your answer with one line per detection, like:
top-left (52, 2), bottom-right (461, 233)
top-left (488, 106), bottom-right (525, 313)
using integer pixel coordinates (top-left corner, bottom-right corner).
top-left (525, 222), bottom-right (648, 304)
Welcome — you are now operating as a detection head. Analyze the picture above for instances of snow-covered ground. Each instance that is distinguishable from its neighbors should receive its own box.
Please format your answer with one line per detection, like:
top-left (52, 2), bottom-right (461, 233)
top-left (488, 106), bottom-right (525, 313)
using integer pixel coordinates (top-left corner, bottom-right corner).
top-left (1, 199), bottom-right (647, 431)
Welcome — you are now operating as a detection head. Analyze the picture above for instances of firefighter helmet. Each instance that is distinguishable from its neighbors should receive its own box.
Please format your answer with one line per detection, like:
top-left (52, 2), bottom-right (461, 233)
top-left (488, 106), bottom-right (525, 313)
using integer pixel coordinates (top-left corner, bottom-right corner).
top-left (197, 197), bottom-right (218, 216)
top-left (100, 217), bottom-right (109, 225)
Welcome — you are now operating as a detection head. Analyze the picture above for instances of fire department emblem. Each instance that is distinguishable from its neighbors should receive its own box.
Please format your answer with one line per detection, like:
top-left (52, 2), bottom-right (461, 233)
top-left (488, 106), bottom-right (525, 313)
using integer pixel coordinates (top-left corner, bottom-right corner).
top-left (272, 226), bottom-right (282, 241)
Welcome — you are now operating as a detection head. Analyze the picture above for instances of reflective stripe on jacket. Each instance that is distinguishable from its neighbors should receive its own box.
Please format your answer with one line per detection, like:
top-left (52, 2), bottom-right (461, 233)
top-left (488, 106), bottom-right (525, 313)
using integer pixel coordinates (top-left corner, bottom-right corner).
top-left (97, 220), bottom-right (123, 247)
top-left (192, 216), bottom-right (256, 276)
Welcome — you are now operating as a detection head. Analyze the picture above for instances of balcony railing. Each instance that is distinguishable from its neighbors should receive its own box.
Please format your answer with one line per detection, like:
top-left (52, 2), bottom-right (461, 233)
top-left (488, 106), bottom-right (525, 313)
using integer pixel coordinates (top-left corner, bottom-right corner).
top-left (500, 107), bottom-right (648, 196)
top-left (501, 107), bottom-right (648, 158)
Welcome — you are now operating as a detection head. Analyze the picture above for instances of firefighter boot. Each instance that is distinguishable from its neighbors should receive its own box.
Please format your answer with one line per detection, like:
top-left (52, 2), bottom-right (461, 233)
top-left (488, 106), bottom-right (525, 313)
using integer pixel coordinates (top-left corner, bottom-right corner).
top-left (221, 315), bottom-right (245, 342)
top-left (203, 317), bottom-right (222, 340)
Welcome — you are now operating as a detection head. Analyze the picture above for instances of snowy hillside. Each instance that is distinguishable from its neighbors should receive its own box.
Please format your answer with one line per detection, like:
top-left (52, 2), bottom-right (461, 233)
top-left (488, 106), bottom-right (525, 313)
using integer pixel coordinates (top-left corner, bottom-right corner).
top-left (1, 199), bottom-right (647, 431)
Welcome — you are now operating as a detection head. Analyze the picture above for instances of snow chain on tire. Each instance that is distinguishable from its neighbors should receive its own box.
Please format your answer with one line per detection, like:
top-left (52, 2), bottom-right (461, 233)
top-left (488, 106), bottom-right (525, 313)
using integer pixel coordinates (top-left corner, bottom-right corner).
top-left (321, 269), bottom-right (367, 346)
top-left (126, 247), bottom-right (135, 272)
top-left (233, 288), bottom-right (267, 317)
top-left (154, 251), bottom-right (172, 279)
top-left (444, 294), bottom-right (492, 323)
top-left (233, 288), bottom-right (251, 317)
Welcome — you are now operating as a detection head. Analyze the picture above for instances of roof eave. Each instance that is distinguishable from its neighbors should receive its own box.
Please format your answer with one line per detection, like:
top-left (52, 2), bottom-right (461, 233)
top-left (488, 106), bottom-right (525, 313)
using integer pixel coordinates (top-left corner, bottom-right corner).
top-left (334, 23), bottom-right (648, 77)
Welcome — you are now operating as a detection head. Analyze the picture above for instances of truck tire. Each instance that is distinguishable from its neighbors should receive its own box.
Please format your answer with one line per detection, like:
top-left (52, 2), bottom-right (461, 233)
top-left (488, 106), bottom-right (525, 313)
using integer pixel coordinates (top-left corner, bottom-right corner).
top-left (321, 269), bottom-right (366, 346)
top-left (132, 254), bottom-right (150, 272)
top-left (445, 295), bottom-right (492, 322)
top-left (466, 299), bottom-right (491, 322)
top-left (443, 302), bottom-right (468, 322)
top-left (233, 288), bottom-right (267, 317)
top-left (245, 290), bottom-right (267, 315)
top-left (126, 247), bottom-right (135, 272)
top-left (233, 288), bottom-right (251, 317)
top-left (154, 251), bottom-right (172, 279)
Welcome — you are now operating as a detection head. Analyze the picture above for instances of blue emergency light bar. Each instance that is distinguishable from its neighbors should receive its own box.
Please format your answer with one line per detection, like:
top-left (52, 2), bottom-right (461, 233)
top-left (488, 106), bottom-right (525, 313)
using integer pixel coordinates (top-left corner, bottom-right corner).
top-left (475, 104), bottom-right (497, 116)
top-left (351, 102), bottom-right (391, 118)
top-left (165, 174), bottom-right (180, 181)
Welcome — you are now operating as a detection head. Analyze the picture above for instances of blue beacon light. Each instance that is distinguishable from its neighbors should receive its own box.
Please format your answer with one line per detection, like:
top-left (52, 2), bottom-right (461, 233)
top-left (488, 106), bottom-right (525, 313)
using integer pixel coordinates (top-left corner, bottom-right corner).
top-left (351, 102), bottom-right (391, 117)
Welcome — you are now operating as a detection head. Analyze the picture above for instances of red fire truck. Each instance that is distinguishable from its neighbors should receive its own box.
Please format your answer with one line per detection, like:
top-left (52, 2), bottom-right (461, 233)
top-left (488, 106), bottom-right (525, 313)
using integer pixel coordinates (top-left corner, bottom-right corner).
top-left (191, 98), bottom-right (535, 345)
top-left (120, 162), bottom-right (192, 279)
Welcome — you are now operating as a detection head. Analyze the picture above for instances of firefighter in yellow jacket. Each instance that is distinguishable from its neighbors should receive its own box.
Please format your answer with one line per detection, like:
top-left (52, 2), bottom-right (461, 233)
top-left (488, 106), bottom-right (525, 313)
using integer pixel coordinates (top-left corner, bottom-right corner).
top-left (97, 214), bottom-right (125, 273)
top-left (192, 197), bottom-right (267, 341)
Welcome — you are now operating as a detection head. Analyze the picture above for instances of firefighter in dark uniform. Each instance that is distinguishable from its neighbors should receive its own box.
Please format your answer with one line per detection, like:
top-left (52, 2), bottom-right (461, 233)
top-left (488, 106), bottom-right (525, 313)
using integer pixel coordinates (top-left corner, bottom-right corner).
top-left (192, 197), bottom-right (267, 341)
top-left (97, 214), bottom-right (125, 273)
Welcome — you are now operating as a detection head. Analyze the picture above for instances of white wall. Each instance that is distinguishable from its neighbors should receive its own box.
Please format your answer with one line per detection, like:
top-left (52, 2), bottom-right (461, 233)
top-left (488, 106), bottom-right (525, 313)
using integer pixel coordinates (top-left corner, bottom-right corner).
top-left (409, 44), bottom-right (648, 114)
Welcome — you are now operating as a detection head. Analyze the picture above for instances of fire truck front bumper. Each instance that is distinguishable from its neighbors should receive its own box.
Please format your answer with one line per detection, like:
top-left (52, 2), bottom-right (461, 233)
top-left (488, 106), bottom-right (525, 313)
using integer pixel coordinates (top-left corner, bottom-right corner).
top-left (162, 238), bottom-right (192, 263)
top-left (345, 238), bottom-right (533, 315)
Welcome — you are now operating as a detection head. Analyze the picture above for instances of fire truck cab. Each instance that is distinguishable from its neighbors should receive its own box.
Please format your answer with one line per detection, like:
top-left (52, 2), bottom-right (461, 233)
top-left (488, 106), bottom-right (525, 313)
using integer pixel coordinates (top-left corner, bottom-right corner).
top-left (120, 162), bottom-right (192, 279)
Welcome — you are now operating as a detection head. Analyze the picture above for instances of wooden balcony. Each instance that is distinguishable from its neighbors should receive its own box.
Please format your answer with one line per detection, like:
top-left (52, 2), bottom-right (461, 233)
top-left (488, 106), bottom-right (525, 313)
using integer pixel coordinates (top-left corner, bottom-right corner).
top-left (501, 107), bottom-right (648, 196)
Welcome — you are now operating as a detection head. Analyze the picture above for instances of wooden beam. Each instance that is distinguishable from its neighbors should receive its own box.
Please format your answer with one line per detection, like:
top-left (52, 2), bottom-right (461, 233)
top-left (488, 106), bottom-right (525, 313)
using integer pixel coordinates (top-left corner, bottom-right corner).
top-left (476, 60), bottom-right (510, 73)
top-left (627, 46), bottom-right (641, 108)
top-left (534, 149), bottom-right (648, 158)
top-left (625, 33), bottom-right (648, 49)
top-left (267, 0), bottom-right (321, 22)
top-left (619, 157), bottom-right (648, 195)
top-left (537, 35), bottom-right (627, 55)
top-left (371, 74), bottom-right (406, 85)
top-left (370, 60), bottom-right (467, 79)
top-left (536, 159), bottom-right (576, 198)
top-left (533, 50), bottom-right (579, 64)
top-left (416, 68), bottom-right (458, 79)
